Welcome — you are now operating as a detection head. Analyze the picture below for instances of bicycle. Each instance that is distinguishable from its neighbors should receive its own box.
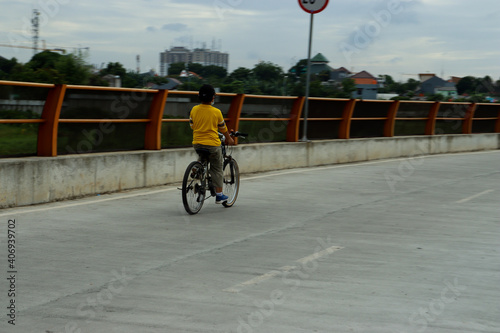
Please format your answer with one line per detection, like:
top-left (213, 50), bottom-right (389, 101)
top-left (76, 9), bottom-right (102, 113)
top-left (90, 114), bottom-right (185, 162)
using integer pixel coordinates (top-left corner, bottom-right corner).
top-left (181, 131), bottom-right (247, 215)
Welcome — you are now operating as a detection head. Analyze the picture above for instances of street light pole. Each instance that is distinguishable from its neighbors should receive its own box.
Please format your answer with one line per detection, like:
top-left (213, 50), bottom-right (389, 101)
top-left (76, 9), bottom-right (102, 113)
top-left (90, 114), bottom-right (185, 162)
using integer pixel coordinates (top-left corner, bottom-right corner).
top-left (301, 12), bottom-right (314, 142)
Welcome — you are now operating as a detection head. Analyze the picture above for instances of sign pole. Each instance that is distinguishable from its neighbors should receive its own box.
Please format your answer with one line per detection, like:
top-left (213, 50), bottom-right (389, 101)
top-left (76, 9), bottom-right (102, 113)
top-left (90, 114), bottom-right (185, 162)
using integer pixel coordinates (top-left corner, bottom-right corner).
top-left (301, 11), bottom-right (314, 142)
top-left (298, 0), bottom-right (328, 141)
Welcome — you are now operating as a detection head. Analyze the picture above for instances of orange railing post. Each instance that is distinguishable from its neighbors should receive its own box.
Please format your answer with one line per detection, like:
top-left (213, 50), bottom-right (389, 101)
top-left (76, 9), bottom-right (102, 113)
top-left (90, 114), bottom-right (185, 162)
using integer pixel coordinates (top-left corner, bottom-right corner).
top-left (37, 84), bottom-right (67, 156)
top-left (286, 96), bottom-right (305, 142)
top-left (339, 99), bottom-right (356, 139)
top-left (425, 101), bottom-right (441, 135)
top-left (495, 106), bottom-right (500, 133)
top-left (145, 89), bottom-right (168, 150)
top-left (226, 93), bottom-right (245, 144)
top-left (462, 103), bottom-right (476, 134)
top-left (384, 100), bottom-right (400, 137)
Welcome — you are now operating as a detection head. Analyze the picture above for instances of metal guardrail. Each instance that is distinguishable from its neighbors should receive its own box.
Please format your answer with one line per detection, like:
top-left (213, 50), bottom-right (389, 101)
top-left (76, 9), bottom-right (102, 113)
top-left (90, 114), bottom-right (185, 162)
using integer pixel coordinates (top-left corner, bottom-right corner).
top-left (1, 80), bottom-right (499, 157)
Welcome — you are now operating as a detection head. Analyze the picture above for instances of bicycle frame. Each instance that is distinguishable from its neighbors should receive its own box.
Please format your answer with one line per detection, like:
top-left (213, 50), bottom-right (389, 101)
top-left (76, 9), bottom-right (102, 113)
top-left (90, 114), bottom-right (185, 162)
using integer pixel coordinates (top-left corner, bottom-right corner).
top-left (181, 131), bottom-right (246, 214)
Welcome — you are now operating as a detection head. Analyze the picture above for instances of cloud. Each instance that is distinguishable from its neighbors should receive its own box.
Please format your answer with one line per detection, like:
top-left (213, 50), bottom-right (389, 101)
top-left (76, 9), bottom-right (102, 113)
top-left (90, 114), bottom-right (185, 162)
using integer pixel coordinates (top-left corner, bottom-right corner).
top-left (161, 23), bottom-right (188, 32)
top-left (390, 57), bottom-right (403, 64)
top-left (144, 23), bottom-right (188, 33)
top-left (0, 0), bottom-right (498, 79)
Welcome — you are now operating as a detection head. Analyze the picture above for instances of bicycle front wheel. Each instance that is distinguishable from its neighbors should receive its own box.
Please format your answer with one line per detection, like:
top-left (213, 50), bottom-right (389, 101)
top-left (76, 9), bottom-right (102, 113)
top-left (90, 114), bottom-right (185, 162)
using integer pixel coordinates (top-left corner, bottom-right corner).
top-left (222, 158), bottom-right (240, 208)
top-left (182, 161), bottom-right (205, 215)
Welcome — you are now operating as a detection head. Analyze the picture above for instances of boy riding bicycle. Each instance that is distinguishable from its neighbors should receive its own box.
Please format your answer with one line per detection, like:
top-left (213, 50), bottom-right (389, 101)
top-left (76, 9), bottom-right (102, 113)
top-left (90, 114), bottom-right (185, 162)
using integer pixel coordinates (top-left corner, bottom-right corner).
top-left (189, 84), bottom-right (235, 204)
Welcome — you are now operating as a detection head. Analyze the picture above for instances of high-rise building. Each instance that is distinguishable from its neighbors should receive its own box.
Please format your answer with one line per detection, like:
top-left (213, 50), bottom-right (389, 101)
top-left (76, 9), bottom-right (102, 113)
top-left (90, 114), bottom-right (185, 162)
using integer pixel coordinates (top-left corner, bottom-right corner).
top-left (159, 47), bottom-right (229, 76)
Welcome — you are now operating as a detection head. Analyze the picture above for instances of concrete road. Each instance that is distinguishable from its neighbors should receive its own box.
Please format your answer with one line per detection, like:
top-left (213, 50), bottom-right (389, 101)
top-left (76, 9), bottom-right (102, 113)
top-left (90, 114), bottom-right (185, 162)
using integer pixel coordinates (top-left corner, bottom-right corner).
top-left (0, 150), bottom-right (499, 333)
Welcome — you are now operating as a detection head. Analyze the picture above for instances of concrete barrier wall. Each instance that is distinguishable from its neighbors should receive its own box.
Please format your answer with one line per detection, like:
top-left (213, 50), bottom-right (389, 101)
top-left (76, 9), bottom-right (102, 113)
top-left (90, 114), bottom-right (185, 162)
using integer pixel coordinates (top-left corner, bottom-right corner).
top-left (1, 134), bottom-right (499, 208)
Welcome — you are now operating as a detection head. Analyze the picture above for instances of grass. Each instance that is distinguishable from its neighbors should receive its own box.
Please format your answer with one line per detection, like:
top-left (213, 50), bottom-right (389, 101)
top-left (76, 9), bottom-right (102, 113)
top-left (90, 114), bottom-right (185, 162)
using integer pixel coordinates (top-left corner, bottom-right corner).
top-left (0, 124), bottom-right (38, 157)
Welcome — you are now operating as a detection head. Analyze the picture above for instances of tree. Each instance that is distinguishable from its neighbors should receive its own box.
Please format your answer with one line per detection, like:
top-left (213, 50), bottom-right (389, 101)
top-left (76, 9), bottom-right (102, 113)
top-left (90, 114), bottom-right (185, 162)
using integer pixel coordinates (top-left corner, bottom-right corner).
top-left (200, 65), bottom-right (227, 79)
top-left (187, 63), bottom-right (204, 75)
top-left (55, 53), bottom-right (91, 84)
top-left (476, 76), bottom-right (494, 94)
top-left (427, 93), bottom-right (444, 101)
top-left (381, 74), bottom-right (394, 85)
top-left (88, 74), bottom-right (110, 86)
top-left (252, 61), bottom-right (283, 82)
top-left (168, 62), bottom-right (186, 76)
top-left (405, 78), bottom-right (419, 91)
top-left (341, 78), bottom-right (356, 97)
top-left (120, 71), bottom-right (141, 88)
top-left (27, 51), bottom-right (63, 71)
top-left (0, 57), bottom-right (18, 75)
top-left (178, 79), bottom-right (203, 92)
top-left (318, 70), bottom-right (331, 82)
top-left (288, 59), bottom-right (307, 78)
top-left (229, 67), bottom-right (251, 81)
top-left (456, 76), bottom-right (476, 95)
top-left (221, 80), bottom-right (245, 94)
top-left (101, 62), bottom-right (127, 78)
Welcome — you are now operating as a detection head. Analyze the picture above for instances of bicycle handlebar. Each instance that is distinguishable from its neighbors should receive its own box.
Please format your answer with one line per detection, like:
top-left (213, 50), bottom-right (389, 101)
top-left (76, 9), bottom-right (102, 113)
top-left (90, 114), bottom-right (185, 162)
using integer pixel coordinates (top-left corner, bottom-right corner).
top-left (230, 131), bottom-right (248, 139)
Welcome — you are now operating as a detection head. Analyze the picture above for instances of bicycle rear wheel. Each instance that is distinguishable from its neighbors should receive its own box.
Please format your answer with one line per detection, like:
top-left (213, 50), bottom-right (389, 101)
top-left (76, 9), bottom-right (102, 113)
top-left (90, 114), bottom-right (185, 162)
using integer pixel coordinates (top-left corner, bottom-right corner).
top-left (222, 158), bottom-right (240, 208)
top-left (182, 161), bottom-right (205, 215)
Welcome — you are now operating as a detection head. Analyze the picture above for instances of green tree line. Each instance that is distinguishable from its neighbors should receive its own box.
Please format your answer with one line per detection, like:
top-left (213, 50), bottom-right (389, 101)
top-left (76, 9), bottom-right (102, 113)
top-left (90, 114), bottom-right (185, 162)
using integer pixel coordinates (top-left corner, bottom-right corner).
top-left (0, 52), bottom-right (355, 97)
top-left (1, 51), bottom-right (499, 101)
top-left (378, 74), bottom-right (500, 102)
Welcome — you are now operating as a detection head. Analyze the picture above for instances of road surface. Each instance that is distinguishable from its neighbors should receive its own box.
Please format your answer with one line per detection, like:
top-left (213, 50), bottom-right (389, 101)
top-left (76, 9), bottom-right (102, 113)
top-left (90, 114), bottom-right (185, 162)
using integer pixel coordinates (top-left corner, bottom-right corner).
top-left (0, 150), bottom-right (499, 333)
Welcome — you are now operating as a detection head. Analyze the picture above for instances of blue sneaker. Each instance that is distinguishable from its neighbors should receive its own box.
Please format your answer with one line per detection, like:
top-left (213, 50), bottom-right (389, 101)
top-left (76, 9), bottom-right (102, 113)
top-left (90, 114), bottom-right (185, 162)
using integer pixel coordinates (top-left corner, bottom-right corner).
top-left (215, 193), bottom-right (228, 204)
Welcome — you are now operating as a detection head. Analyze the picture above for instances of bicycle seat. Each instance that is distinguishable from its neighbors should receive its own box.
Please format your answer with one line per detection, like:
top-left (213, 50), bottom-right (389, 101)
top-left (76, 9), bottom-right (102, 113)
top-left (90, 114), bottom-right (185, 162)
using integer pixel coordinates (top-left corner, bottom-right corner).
top-left (195, 148), bottom-right (211, 161)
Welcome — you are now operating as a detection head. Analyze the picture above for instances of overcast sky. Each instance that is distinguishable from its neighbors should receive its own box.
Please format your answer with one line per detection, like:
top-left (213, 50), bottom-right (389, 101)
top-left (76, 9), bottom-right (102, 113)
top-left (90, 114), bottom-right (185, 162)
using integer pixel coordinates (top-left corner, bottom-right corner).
top-left (1, 0), bottom-right (499, 82)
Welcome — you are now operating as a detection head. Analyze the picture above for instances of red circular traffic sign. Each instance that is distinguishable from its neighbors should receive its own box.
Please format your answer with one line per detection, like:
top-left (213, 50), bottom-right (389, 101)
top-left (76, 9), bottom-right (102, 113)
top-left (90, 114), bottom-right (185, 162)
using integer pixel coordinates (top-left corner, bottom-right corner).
top-left (298, 0), bottom-right (329, 14)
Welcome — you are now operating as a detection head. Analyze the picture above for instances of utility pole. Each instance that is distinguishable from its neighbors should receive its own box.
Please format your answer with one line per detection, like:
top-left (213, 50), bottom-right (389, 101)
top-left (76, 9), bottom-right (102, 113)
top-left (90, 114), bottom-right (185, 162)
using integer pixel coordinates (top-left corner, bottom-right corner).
top-left (32, 9), bottom-right (40, 56)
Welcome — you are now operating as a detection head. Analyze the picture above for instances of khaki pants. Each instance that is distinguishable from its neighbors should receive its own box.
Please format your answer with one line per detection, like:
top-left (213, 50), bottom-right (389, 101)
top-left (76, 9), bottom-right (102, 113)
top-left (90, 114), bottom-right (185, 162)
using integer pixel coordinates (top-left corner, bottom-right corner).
top-left (193, 144), bottom-right (223, 189)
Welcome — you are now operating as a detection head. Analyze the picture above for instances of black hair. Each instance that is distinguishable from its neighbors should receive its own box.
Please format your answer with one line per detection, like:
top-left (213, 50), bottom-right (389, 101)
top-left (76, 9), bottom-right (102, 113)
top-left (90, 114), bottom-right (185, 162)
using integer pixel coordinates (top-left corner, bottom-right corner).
top-left (198, 84), bottom-right (215, 103)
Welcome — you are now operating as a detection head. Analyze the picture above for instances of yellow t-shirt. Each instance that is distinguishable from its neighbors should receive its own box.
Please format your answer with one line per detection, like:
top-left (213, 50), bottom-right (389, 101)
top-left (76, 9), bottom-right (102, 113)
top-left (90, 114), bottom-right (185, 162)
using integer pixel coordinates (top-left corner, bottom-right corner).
top-left (190, 104), bottom-right (227, 146)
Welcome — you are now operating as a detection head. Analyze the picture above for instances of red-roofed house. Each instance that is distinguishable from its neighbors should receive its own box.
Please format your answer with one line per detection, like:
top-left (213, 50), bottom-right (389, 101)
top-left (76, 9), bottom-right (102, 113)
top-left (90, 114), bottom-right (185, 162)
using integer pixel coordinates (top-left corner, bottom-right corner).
top-left (350, 71), bottom-right (378, 99)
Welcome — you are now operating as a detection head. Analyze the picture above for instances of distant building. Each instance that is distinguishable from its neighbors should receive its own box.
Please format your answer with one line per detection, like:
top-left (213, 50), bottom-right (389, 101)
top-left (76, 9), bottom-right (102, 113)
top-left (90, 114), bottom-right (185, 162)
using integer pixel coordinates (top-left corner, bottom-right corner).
top-left (288, 53), bottom-right (379, 99)
top-left (159, 46), bottom-right (229, 76)
top-left (418, 76), bottom-right (456, 95)
top-left (191, 48), bottom-right (229, 69)
top-left (419, 73), bottom-right (436, 82)
top-left (309, 53), bottom-right (335, 75)
top-left (350, 70), bottom-right (378, 99)
top-left (330, 67), bottom-right (351, 82)
top-left (149, 78), bottom-right (182, 90)
top-left (102, 74), bottom-right (121, 88)
top-left (435, 86), bottom-right (458, 99)
top-left (449, 76), bottom-right (462, 85)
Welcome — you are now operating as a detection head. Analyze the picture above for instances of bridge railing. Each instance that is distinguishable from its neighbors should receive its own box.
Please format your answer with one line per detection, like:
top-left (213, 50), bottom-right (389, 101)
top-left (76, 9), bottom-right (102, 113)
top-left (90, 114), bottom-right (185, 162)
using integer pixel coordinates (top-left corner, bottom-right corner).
top-left (1, 80), bottom-right (499, 157)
